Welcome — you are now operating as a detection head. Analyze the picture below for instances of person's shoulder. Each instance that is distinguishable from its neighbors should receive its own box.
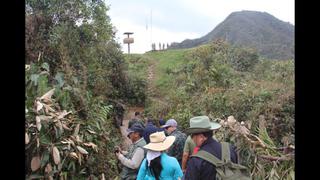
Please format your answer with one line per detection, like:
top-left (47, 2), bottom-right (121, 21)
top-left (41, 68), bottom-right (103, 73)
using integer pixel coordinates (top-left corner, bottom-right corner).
top-left (163, 153), bottom-right (176, 160)
top-left (177, 130), bottom-right (187, 137)
top-left (163, 153), bottom-right (180, 165)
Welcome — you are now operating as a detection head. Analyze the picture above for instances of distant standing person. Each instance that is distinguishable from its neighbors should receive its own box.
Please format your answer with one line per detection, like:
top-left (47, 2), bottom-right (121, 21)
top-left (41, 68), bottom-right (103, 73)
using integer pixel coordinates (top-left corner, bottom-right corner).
top-left (162, 119), bottom-right (187, 166)
top-left (137, 131), bottom-right (183, 180)
top-left (115, 104), bottom-right (125, 127)
top-left (128, 112), bottom-right (145, 129)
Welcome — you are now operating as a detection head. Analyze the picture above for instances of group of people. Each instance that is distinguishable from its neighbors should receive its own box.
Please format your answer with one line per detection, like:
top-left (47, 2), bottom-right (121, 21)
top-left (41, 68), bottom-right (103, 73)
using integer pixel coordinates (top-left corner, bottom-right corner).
top-left (115, 112), bottom-right (239, 180)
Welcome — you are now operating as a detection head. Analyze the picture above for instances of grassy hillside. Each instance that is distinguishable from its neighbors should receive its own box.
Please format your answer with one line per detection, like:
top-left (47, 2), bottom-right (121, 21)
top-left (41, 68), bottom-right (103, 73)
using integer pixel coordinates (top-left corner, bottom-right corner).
top-left (136, 40), bottom-right (294, 179)
top-left (145, 49), bottom-right (188, 96)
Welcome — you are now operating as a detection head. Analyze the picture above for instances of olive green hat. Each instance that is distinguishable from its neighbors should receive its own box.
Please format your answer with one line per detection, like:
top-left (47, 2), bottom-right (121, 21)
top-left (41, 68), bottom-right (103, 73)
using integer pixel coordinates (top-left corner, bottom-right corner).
top-left (185, 116), bottom-right (221, 134)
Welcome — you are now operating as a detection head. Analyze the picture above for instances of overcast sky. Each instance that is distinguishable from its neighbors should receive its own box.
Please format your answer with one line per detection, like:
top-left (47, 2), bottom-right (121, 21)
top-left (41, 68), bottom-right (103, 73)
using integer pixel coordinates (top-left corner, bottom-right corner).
top-left (105, 0), bottom-right (294, 54)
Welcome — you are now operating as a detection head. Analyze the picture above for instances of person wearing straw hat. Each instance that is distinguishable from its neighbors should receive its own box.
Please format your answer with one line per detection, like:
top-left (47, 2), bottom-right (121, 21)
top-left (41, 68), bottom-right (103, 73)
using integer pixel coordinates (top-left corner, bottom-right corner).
top-left (137, 131), bottom-right (184, 180)
top-left (183, 116), bottom-right (238, 180)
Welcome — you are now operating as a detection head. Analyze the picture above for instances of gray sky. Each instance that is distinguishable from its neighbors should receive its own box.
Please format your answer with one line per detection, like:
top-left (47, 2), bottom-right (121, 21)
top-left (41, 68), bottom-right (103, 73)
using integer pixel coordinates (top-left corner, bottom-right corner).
top-left (106, 0), bottom-right (294, 54)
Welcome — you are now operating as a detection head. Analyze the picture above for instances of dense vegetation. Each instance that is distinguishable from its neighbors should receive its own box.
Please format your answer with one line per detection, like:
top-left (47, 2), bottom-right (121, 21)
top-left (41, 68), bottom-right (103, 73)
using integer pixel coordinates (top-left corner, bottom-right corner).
top-left (25, 1), bottom-right (294, 179)
top-left (139, 40), bottom-right (294, 179)
top-left (170, 10), bottom-right (294, 60)
top-left (25, 0), bottom-right (146, 179)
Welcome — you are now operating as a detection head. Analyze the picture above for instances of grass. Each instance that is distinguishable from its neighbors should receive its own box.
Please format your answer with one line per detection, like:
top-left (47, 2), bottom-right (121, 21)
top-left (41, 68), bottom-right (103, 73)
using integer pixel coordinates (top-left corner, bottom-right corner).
top-left (145, 49), bottom-right (190, 96)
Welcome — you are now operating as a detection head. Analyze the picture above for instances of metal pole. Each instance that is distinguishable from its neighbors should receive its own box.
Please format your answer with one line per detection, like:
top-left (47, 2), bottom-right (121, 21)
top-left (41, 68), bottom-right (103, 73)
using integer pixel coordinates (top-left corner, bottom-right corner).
top-left (127, 34), bottom-right (130, 54)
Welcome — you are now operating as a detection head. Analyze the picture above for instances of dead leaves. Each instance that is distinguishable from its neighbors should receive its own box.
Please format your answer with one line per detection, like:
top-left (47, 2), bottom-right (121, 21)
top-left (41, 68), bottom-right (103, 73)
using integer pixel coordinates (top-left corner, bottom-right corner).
top-left (69, 152), bottom-right (79, 159)
top-left (52, 146), bottom-right (61, 165)
top-left (57, 110), bottom-right (72, 120)
top-left (73, 124), bottom-right (80, 136)
top-left (27, 88), bottom-right (101, 177)
top-left (83, 142), bottom-right (98, 152)
top-left (40, 88), bottom-right (55, 102)
top-left (87, 129), bottom-right (97, 134)
top-left (31, 156), bottom-right (41, 171)
top-left (25, 133), bottom-right (30, 144)
top-left (36, 101), bottom-right (44, 112)
top-left (36, 116), bottom-right (42, 131)
top-left (45, 163), bottom-right (52, 173)
top-left (76, 146), bottom-right (88, 155)
top-left (227, 116), bottom-right (237, 126)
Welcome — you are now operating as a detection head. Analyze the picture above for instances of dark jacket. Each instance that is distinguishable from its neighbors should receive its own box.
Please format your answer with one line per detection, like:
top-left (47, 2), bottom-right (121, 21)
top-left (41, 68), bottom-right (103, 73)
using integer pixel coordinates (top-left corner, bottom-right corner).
top-left (183, 137), bottom-right (238, 180)
top-left (142, 122), bottom-right (162, 143)
top-left (167, 129), bottom-right (187, 165)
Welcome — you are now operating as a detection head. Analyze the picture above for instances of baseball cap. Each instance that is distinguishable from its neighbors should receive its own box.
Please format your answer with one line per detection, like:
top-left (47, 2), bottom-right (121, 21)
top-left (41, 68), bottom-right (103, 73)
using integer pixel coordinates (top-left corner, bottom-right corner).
top-left (161, 119), bottom-right (177, 128)
top-left (126, 123), bottom-right (145, 137)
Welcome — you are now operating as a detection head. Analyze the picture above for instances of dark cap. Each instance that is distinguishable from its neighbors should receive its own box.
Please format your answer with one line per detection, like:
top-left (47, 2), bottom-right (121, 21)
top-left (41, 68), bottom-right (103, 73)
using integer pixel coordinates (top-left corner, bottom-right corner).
top-left (126, 123), bottom-right (145, 137)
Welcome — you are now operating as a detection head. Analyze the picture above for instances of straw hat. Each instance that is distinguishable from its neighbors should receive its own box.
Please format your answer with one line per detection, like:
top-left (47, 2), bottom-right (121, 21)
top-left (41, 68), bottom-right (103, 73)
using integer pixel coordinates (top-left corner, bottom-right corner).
top-left (185, 116), bottom-right (221, 134)
top-left (143, 131), bottom-right (175, 151)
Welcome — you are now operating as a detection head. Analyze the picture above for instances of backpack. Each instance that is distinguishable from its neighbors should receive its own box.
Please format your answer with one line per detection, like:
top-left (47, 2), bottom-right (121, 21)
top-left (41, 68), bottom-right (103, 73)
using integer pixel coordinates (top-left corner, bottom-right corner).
top-left (191, 142), bottom-right (252, 180)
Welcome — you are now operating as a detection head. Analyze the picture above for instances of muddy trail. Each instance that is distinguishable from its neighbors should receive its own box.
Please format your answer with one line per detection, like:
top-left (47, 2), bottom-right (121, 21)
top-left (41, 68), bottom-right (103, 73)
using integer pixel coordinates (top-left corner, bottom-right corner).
top-left (119, 106), bottom-right (145, 149)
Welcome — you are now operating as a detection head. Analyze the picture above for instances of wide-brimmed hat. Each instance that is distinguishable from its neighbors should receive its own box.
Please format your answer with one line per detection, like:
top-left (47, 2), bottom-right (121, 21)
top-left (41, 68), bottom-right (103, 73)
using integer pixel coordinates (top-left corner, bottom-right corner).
top-left (185, 116), bottom-right (221, 134)
top-left (143, 131), bottom-right (175, 151)
top-left (161, 119), bottom-right (177, 128)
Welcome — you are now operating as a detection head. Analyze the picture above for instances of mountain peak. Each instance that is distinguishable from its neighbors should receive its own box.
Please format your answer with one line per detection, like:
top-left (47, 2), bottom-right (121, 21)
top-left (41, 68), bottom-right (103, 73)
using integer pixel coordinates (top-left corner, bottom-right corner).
top-left (170, 11), bottom-right (294, 60)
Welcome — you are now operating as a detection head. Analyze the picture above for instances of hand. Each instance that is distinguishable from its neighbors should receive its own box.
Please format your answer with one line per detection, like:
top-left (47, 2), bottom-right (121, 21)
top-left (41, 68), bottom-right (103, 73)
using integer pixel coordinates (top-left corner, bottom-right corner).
top-left (115, 150), bottom-right (123, 159)
top-left (115, 145), bottom-right (121, 152)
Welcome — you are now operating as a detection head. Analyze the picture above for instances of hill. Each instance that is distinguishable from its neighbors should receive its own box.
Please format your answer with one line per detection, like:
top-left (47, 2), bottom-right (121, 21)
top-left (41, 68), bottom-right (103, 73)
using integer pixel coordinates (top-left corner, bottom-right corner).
top-left (132, 43), bottom-right (294, 179)
top-left (169, 10), bottom-right (294, 60)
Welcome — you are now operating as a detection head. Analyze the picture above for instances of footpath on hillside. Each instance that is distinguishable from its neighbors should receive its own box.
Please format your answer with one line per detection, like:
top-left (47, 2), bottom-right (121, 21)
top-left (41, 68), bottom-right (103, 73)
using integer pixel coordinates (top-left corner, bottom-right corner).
top-left (119, 54), bottom-right (167, 149)
top-left (119, 56), bottom-right (158, 149)
top-left (119, 106), bottom-right (144, 150)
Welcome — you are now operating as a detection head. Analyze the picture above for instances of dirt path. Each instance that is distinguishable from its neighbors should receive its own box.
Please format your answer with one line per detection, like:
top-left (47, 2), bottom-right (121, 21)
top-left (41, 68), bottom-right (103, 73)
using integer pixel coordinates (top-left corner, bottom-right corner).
top-left (120, 106), bottom-right (145, 150)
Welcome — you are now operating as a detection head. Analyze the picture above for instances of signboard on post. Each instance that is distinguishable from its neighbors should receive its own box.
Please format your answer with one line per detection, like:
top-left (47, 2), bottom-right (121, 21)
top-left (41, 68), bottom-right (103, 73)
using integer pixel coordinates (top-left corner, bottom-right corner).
top-left (123, 32), bottom-right (134, 54)
top-left (123, 38), bottom-right (134, 44)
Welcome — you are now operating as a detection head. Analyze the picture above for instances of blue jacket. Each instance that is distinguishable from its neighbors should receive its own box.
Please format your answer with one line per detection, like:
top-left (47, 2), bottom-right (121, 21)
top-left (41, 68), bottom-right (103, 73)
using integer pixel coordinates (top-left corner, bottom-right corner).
top-left (137, 153), bottom-right (183, 180)
top-left (183, 138), bottom-right (238, 180)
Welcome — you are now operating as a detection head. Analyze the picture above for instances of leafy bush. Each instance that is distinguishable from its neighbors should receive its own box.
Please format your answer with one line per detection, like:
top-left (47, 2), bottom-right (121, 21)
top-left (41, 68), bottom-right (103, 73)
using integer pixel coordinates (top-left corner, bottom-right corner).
top-left (144, 41), bottom-right (294, 179)
top-left (25, 0), bottom-right (141, 178)
top-left (229, 47), bottom-right (259, 72)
